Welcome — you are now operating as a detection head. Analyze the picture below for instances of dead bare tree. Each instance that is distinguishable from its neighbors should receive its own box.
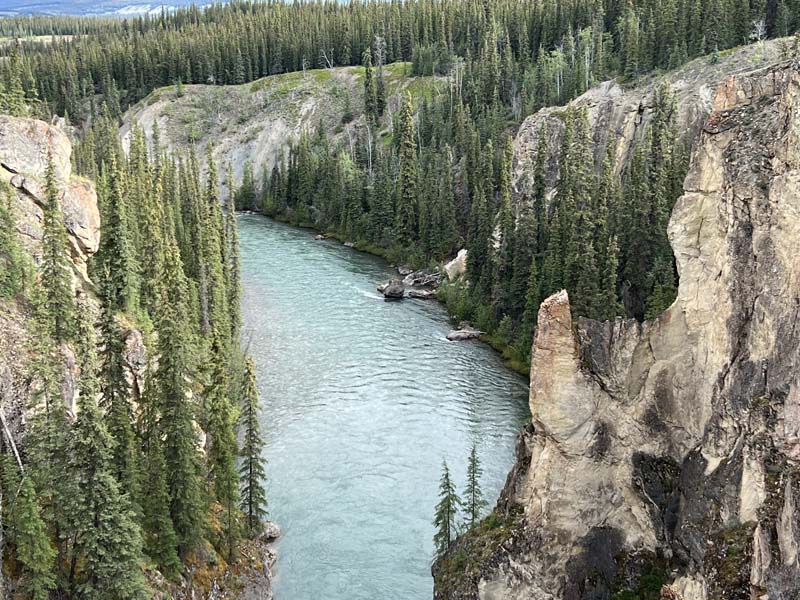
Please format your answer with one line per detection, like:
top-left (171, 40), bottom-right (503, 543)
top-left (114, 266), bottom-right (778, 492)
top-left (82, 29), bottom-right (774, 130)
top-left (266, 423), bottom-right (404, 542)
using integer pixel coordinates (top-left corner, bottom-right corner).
top-left (320, 48), bottom-right (335, 69)
top-left (365, 123), bottom-right (374, 174)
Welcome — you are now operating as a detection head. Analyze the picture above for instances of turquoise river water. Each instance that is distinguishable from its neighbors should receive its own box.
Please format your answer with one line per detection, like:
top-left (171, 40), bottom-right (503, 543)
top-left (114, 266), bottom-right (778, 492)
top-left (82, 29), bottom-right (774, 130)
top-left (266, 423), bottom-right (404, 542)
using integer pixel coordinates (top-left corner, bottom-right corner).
top-left (238, 215), bottom-right (529, 600)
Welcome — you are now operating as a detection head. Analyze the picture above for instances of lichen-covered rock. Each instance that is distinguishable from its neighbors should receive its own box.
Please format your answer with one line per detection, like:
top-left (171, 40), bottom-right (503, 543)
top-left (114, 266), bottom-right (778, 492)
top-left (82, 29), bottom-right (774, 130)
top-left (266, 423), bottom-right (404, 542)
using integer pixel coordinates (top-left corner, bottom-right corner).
top-left (435, 61), bottom-right (800, 600)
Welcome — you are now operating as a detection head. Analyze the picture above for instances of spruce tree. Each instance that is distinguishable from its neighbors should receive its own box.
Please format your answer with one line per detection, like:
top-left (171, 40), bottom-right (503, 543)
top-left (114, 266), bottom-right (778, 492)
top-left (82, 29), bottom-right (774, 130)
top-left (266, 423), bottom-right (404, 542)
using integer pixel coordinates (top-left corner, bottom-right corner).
top-left (157, 238), bottom-right (206, 557)
top-left (24, 283), bottom-right (72, 584)
top-left (239, 357), bottom-right (268, 537)
top-left (518, 257), bottom-right (541, 359)
top-left (493, 137), bottom-right (516, 316)
top-left (41, 152), bottom-right (77, 342)
top-left (466, 184), bottom-right (491, 297)
top-left (68, 304), bottom-right (150, 600)
top-left (206, 335), bottom-right (240, 562)
top-left (433, 460), bottom-right (461, 557)
top-left (363, 47), bottom-right (378, 124)
top-left (99, 155), bottom-right (139, 315)
top-left (0, 182), bottom-right (29, 299)
top-left (203, 147), bottom-right (231, 341)
top-left (98, 280), bottom-right (139, 502)
top-left (9, 476), bottom-right (56, 600)
top-left (139, 382), bottom-right (182, 580)
top-left (395, 93), bottom-right (418, 246)
top-left (224, 167), bottom-right (242, 339)
top-left (374, 36), bottom-right (387, 116)
top-left (1, 45), bottom-right (27, 116)
top-left (463, 445), bottom-right (487, 529)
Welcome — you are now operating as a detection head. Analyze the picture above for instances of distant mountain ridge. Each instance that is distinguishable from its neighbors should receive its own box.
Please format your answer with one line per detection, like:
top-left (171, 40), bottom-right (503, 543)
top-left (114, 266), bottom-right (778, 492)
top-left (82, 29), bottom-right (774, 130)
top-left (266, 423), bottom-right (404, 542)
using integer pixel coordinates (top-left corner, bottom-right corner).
top-left (0, 1), bottom-right (217, 16)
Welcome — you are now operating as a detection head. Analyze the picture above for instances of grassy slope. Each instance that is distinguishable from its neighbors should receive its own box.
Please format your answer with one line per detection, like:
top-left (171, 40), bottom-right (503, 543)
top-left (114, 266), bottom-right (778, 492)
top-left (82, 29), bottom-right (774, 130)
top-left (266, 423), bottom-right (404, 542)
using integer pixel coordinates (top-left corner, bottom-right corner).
top-left (121, 62), bottom-right (441, 185)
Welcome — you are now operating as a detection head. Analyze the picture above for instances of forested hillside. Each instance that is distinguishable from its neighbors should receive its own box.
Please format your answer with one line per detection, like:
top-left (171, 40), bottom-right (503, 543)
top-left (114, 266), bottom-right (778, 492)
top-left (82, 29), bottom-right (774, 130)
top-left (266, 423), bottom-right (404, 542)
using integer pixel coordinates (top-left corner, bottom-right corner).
top-left (0, 107), bottom-right (270, 597)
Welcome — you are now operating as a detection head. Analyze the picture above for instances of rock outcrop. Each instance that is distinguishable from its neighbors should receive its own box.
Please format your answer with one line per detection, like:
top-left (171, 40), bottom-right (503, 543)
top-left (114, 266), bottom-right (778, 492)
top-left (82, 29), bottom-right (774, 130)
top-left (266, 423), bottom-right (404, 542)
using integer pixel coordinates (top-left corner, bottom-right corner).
top-left (512, 39), bottom-right (787, 205)
top-left (446, 325), bottom-right (484, 342)
top-left (0, 115), bottom-right (100, 284)
top-left (121, 65), bottom-right (440, 188)
top-left (378, 279), bottom-right (405, 299)
top-left (434, 60), bottom-right (800, 600)
top-left (444, 249), bottom-right (468, 281)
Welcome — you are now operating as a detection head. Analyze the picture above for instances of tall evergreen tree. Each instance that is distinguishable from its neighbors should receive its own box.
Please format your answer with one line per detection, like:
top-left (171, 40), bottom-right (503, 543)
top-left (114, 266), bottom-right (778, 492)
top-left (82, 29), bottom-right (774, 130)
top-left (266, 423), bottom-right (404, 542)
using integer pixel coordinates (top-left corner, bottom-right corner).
top-left (396, 93), bottom-right (418, 246)
top-left (433, 460), bottom-right (461, 557)
top-left (99, 155), bottom-right (139, 315)
top-left (8, 476), bottom-right (56, 600)
top-left (462, 445), bottom-right (487, 529)
top-left (67, 305), bottom-right (150, 600)
top-left (157, 238), bottom-right (206, 557)
top-left (139, 382), bottom-right (182, 580)
top-left (98, 280), bottom-right (139, 502)
top-left (493, 137), bottom-right (516, 316)
top-left (206, 335), bottom-right (240, 562)
top-left (224, 167), bottom-right (242, 339)
top-left (0, 182), bottom-right (29, 299)
top-left (238, 357), bottom-right (268, 536)
top-left (41, 152), bottom-right (76, 342)
top-left (363, 47), bottom-right (378, 124)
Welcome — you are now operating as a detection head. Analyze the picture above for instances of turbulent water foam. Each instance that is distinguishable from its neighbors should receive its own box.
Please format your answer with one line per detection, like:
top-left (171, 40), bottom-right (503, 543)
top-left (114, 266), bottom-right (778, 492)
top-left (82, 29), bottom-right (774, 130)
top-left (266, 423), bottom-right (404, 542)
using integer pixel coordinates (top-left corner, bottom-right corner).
top-left (239, 215), bottom-right (529, 600)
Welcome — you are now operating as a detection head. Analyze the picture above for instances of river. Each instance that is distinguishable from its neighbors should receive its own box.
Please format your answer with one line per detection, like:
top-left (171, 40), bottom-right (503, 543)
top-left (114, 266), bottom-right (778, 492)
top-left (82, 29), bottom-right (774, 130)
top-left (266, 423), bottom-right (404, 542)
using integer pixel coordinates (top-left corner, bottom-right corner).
top-left (238, 215), bottom-right (530, 600)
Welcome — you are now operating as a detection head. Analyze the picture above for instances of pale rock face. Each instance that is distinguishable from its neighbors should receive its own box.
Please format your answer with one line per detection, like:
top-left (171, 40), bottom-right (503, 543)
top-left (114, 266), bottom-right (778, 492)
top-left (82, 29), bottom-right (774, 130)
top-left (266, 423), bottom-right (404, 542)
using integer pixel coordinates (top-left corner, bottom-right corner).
top-left (511, 40), bottom-right (785, 207)
top-left (444, 249), bottom-right (468, 281)
top-left (0, 116), bottom-right (100, 283)
top-left (122, 326), bottom-right (148, 407)
top-left (441, 61), bottom-right (800, 600)
top-left (0, 116), bottom-right (71, 182)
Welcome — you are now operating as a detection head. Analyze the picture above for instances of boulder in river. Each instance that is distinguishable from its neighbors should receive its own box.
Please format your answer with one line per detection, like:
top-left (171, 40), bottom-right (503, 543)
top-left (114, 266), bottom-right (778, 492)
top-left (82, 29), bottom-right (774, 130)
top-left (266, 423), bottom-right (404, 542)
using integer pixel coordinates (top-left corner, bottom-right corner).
top-left (343, 241), bottom-right (355, 248)
top-left (446, 325), bottom-right (484, 341)
top-left (397, 265), bottom-right (414, 276)
top-left (314, 234), bottom-right (325, 240)
top-left (261, 520), bottom-right (282, 542)
top-left (408, 289), bottom-right (436, 300)
top-left (378, 280), bottom-right (405, 299)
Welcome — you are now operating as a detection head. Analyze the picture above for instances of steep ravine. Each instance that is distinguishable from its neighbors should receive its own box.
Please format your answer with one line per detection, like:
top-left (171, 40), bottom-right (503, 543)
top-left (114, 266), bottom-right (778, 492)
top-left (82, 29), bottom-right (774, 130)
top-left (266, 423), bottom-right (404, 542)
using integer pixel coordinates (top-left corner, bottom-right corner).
top-left (434, 61), bottom-right (800, 600)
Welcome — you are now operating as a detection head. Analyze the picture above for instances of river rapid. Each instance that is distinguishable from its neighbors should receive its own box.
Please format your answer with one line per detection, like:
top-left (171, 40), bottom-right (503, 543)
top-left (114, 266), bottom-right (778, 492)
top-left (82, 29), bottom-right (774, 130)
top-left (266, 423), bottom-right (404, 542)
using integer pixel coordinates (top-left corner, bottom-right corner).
top-left (238, 215), bottom-right (529, 600)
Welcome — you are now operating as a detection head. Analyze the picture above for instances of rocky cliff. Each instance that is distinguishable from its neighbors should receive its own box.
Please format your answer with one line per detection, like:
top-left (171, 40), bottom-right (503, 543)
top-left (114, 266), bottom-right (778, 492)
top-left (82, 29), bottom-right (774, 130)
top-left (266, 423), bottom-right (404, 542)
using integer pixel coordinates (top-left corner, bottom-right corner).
top-left (434, 59), bottom-right (800, 600)
top-left (0, 115), bottom-right (102, 428)
top-left (511, 39), bottom-right (788, 202)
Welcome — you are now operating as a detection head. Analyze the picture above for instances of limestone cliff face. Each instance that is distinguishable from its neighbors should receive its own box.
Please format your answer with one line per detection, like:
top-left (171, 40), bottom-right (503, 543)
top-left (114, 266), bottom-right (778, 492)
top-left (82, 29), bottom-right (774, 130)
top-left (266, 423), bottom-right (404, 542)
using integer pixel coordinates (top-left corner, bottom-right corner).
top-left (120, 65), bottom-right (435, 187)
top-left (435, 62), bottom-right (800, 600)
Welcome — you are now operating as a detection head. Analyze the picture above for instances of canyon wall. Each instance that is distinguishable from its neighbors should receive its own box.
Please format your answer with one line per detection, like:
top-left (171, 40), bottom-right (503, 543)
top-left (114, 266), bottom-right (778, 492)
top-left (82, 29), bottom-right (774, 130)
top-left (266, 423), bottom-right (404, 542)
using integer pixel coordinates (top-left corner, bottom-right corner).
top-left (435, 58), bottom-right (800, 600)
